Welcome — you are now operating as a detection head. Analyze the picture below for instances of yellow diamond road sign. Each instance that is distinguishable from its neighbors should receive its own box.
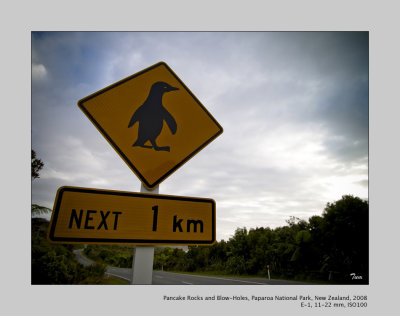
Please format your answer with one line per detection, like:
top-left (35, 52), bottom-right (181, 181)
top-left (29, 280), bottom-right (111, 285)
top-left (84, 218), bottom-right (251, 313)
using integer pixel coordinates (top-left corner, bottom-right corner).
top-left (47, 186), bottom-right (216, 245)
top-left (78, 62), bottom-right (223, 189)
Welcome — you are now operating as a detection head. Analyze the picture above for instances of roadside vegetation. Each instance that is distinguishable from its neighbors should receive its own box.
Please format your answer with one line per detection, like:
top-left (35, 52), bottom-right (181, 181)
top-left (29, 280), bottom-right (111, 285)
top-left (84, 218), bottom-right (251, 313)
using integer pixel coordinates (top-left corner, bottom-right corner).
top-left (31, 217), bottom-right (124, 284)
top-left (82, 245), bottom-right (134, 268)
top-left (32, 194), bottom-right (367, 284)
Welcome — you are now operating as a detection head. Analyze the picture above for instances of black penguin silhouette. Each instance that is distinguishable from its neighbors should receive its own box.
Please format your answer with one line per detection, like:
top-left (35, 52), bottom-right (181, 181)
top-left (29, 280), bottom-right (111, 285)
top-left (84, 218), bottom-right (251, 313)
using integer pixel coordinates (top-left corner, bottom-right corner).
top-left (128, 81), bottom-right (179, 152)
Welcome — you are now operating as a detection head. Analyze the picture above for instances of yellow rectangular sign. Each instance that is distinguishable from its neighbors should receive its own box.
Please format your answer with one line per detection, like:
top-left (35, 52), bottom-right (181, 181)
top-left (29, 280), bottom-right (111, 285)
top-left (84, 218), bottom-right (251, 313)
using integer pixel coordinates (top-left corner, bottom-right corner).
top-left (47, 186), bottom-right (215, 245)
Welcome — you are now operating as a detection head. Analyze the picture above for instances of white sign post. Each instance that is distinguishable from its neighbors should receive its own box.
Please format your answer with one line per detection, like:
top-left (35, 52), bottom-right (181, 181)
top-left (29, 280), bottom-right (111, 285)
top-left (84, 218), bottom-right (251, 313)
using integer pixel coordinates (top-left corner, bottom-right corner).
top-left (131, 183), bottom-right (158, 284)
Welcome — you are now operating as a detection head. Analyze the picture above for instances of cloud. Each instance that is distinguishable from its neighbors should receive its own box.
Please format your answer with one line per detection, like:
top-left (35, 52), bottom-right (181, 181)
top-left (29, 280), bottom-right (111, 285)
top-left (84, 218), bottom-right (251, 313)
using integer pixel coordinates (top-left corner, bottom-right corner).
top-left (32, 63), bottom-right (47, 81)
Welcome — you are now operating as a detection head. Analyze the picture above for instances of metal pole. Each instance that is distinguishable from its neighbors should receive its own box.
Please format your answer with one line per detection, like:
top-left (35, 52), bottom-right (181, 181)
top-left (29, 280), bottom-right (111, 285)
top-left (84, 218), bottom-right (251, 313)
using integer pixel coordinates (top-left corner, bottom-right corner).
top-left (131, 183), bottom-right (158, 284)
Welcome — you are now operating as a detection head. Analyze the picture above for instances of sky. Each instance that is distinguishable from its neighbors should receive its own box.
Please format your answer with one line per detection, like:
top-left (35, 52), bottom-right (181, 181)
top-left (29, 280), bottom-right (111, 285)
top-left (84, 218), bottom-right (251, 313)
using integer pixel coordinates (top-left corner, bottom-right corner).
top-left (31, 31), bottom-right (368, 241)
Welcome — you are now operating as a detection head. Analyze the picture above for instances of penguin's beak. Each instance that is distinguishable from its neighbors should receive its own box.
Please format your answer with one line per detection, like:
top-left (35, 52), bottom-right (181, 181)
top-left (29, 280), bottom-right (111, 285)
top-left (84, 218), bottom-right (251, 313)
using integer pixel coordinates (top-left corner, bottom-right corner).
top-left (167, 86), bottom-right (179, 92)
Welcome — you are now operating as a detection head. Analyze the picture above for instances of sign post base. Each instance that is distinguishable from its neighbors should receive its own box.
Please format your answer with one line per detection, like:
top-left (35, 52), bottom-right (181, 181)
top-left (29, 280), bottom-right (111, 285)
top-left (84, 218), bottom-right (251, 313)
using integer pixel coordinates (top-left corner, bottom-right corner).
top-left (131, 245), bottom-right (155, 284)
top-left (131, 184), bottom-right (158, 285)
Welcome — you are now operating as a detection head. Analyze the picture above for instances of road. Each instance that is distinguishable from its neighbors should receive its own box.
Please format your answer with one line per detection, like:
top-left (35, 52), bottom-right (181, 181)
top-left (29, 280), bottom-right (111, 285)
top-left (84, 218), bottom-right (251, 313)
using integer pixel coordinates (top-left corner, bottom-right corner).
top-left (73, 249), bottom-right (309, 285)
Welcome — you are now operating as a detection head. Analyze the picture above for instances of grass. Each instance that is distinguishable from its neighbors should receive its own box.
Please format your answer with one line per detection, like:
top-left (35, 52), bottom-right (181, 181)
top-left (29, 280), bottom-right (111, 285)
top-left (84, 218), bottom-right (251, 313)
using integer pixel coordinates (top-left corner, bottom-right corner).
top-left (101, 275), bottom-right (130, 285)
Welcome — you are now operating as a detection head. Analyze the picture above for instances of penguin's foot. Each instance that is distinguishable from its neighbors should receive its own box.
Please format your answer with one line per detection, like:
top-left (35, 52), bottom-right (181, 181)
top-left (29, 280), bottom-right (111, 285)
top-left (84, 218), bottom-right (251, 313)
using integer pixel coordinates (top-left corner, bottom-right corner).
top-left (150, 140), bottom-right (170, 152)
top-left (133, 142), bottom-right (170, 152)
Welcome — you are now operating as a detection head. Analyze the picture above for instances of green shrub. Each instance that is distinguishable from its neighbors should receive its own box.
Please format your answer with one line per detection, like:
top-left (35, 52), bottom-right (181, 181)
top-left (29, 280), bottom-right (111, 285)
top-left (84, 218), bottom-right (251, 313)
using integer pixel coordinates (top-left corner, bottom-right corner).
top-left (31, 217), bottom-right (107, 285)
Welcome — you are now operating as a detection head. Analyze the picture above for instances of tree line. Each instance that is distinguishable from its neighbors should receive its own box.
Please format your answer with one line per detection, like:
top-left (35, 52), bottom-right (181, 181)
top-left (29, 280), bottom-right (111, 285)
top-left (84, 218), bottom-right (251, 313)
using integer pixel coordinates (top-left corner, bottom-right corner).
top-left (153, 195), bottom-right (368, 284)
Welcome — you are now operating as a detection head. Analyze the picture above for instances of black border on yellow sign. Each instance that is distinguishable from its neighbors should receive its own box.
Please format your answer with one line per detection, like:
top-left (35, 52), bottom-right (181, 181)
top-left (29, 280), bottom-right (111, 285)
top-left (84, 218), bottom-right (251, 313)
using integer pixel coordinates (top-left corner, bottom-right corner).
top-left (47, 186), bottom-right (216, 245)
top-left (77, 62), bottom-right (223, 189)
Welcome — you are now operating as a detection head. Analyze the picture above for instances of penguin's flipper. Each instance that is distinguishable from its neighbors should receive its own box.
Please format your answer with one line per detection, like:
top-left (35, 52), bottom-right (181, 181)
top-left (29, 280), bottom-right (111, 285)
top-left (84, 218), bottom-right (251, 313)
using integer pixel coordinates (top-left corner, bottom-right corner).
top-left (128, 105), bottom-right (144, 128)
top-left (162, 108), bottom-right (177, 134)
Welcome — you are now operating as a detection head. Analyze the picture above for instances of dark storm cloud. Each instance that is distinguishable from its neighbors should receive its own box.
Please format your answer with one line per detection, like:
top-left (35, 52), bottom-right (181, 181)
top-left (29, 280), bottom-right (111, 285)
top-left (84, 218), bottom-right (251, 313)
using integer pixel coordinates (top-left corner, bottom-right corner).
top-left (244, 32), bottom-right (368, 157)
top-left (256, 32), bottom-right (369, 163)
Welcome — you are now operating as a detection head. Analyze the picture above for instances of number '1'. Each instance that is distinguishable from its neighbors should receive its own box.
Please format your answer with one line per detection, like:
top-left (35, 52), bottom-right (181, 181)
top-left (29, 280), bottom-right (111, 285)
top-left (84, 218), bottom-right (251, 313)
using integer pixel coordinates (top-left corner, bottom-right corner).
top-left (151, 205), bottom-right (158, 231)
